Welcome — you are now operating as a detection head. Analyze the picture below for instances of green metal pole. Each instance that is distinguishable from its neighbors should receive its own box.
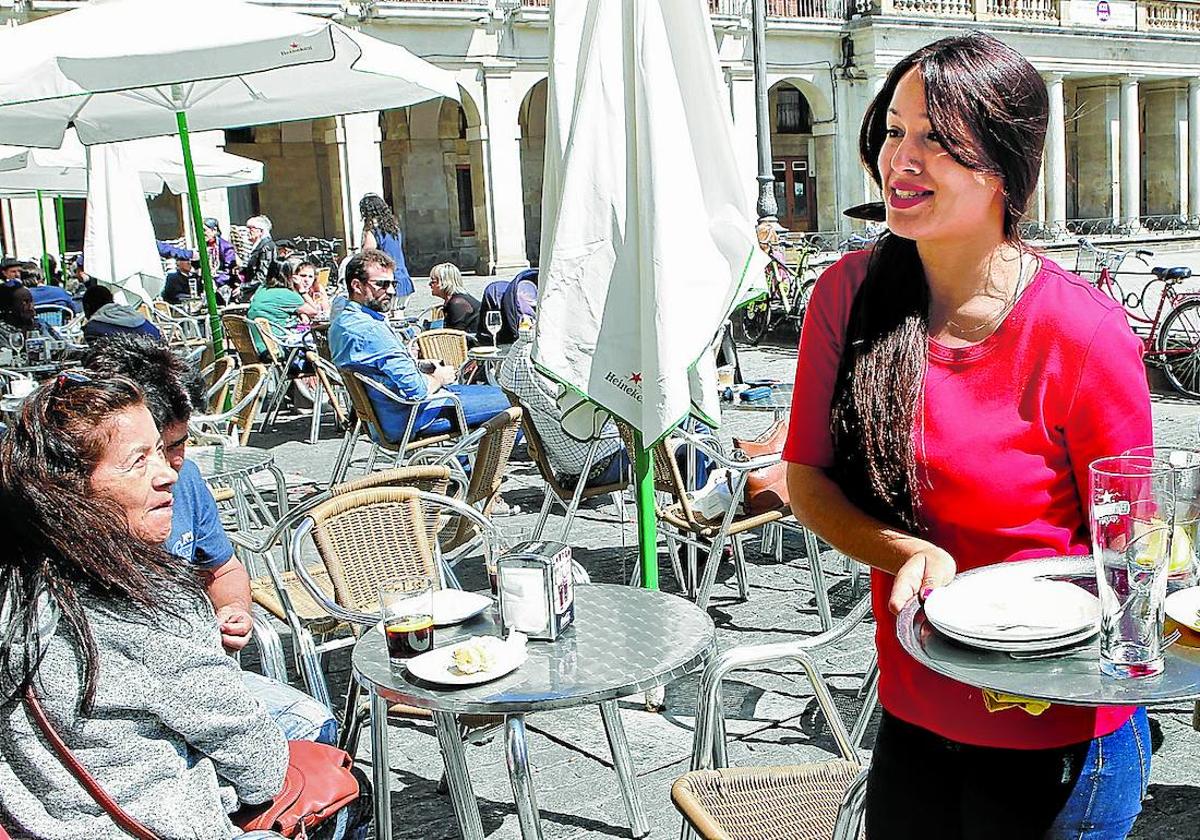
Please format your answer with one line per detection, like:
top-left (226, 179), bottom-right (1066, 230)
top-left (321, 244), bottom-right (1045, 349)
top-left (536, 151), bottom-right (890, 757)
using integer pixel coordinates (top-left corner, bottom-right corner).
top-left (35, 189), bottom-right (50, 282)
top-left (54, 195), bottom-right (66, 267)
top-left (634, 431), bottom-right (659, 590)
top-left (176, 110), bottom-right (225, 359)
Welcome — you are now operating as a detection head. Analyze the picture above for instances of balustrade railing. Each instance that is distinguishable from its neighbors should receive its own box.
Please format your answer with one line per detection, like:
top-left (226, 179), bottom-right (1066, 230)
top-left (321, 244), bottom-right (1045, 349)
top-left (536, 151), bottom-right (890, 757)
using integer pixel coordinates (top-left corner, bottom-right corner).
top-left (988, 0), bottom-right (1058, 20)
top-left (1144, 0), bottom-right (1200, 30)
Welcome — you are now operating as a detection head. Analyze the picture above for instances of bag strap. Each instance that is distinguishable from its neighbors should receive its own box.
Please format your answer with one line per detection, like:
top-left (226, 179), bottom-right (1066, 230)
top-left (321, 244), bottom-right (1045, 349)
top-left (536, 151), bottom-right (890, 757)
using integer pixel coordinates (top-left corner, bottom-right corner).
top-left (22, 684), bottom-right (160, 840)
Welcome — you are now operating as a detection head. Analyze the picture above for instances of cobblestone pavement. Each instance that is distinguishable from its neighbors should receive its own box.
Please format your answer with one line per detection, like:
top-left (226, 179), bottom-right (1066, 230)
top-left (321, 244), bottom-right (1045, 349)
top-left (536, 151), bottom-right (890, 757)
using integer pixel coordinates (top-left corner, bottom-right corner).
top-left (245, 281), bottom-right (1200, 839)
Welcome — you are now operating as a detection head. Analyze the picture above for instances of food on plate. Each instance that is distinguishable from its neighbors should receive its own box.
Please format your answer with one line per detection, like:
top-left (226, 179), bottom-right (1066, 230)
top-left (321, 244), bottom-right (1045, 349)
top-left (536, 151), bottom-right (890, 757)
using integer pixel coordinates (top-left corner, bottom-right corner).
top-left (450, 637), bottom-right (499, 675)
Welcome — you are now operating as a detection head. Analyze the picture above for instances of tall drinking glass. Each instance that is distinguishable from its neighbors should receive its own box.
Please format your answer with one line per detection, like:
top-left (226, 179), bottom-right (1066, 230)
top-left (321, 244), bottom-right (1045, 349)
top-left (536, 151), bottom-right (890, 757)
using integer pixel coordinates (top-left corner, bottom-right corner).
top-left (1089, 455), bottom-right (1176, 679)
top-left (380, 578), bottom-right (434, 661)
top-left (1125, 446), bottom-right (1200, 590)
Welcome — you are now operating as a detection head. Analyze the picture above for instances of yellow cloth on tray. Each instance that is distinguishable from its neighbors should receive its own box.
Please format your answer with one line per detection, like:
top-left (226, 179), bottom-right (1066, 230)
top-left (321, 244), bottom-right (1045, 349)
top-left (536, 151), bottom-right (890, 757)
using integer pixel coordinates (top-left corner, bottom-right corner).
top-left (982, 689), bottom-right (1051, 716)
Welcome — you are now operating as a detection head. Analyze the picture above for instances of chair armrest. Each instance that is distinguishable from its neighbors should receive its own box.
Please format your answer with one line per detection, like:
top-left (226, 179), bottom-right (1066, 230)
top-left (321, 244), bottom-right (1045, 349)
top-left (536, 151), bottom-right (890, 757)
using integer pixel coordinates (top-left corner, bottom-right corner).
top-left (676, 427), bottom-right (781, 472)
top-left (249, 609), bottom-right (289, 683)
top-left (691, 595), bottom-right (873, 771)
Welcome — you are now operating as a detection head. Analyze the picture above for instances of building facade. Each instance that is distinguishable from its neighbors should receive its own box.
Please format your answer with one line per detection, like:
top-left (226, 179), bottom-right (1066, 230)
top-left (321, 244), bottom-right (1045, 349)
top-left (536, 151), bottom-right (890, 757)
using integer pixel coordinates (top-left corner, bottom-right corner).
top-left (3, 0), bottom-right (1200, 274)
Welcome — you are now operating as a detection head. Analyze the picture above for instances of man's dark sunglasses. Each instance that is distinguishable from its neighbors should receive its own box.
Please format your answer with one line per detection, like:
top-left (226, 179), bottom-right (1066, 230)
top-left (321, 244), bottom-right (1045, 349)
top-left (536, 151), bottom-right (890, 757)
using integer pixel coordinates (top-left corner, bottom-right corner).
top-left (369, 277), bottom-right (395, 291)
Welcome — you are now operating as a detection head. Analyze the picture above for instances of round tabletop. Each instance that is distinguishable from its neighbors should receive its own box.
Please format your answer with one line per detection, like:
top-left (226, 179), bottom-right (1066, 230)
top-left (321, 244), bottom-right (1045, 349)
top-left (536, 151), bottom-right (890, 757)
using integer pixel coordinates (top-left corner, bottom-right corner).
top-left (189, 446), bottom-right (275, 484)
top-left (897, 556), bottom-right (1200, 706)
top-left (723, 382), bottom-right (792, 413)
top-left (353, 583), bottom-right (717, 715)
top-left (468, 344), bottom-right (512, 363)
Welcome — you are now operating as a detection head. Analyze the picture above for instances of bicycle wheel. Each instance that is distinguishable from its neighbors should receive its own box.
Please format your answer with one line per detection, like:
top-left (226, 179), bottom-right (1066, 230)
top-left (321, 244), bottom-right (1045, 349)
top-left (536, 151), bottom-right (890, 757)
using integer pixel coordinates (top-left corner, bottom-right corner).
top-left (791, 277), bottom-right (817, 326)
top-left (1157, 299), bottom-right (1200, 398)
top-left (738, 299), bottom-right (771, 345)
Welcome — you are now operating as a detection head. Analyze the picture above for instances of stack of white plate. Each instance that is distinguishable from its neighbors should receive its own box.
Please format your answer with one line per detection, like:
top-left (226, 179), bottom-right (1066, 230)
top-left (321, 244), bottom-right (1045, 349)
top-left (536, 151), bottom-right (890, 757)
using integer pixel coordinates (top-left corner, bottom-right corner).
top-left (923, 573), bottom-right (1100, 653)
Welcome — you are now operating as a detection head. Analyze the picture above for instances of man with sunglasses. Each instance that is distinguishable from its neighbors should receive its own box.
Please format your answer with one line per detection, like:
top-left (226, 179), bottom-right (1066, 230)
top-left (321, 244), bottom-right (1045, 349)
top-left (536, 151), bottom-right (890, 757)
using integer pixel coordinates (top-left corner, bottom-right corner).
top-left (330, 249), bottom-right (509, 441)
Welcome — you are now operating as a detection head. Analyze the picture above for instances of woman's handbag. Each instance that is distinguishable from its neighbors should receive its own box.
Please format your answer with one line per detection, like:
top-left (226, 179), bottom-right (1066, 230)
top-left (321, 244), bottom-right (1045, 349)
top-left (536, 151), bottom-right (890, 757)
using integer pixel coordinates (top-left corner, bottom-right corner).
top-left (732, 419), bottom-right (790, 515)
top-left (23, 684), bottom-right (359, 840)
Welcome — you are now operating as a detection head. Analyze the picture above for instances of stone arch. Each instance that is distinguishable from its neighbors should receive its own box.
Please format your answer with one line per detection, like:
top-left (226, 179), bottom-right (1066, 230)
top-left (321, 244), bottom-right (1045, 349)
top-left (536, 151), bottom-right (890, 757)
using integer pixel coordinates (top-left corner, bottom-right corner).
top-left (767, 81), bottom-right (823, 232)
top-left (518, 77), bottom-right (549, 265)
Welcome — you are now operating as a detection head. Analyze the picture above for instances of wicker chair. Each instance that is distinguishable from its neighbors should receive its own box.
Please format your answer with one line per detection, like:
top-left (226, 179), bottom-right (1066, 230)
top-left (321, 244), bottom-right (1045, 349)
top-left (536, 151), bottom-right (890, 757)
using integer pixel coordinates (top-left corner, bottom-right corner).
top-left (616, 420), bottom-right (832, 621)
top-left (222, 313), bottom-right (265, 367)
top-left (674, 595), bottom-right (875, 840)
top-left (190, 363), bottom-right (268, 448)
top-left (199, 356), bottom-right (237, 414)
top-left (330, 367), bottom-right (470, 484)
top-left (415, 328), bottom-right (470, 372)
top-left (230, 467), bottom-right (458, 713)
top-left (503, 389), bottom-right (628, 543)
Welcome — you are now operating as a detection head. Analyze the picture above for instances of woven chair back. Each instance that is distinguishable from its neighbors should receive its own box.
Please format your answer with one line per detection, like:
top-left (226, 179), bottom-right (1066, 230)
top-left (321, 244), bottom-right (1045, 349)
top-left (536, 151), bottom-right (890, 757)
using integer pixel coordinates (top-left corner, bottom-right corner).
top-left (416, 329), bottom-right (470, 369)
top-left (229, 225), bottom-right (254, 264)
top-left (437, 406), bottom-right (522, 553)
top-left (332, 465), bottom-right (452, 499)
top-left (252, 317), bottom-right (284, 365)
top-left (614, 419), bottom-right (696, 522)
top-left (222, 314), bottom-right (262, 366)
top-left (340, 369), bottom-right (391, 449)
top-left (307, 487), bottom-right (441, 614)
top-left (204, 356), bottom-right (237, 414)
top-left (232, 364), bottom-right (268, 446)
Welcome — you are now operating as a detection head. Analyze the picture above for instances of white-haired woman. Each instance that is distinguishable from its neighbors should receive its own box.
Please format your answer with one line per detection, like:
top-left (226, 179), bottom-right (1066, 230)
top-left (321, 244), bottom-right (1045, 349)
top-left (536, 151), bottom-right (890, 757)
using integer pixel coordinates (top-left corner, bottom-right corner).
top-left (241, 215), bottom-right (277, 297)
top-left (428, 262), bottom-right (480, 333)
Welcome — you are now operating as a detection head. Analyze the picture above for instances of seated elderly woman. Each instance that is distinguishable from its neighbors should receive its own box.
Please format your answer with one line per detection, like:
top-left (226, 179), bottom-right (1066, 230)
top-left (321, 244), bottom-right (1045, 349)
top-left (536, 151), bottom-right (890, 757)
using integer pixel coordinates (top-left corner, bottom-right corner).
top-left (0, 374), bottom-right (369, 839)
top-left (247, 258), bottom-right (321, 357)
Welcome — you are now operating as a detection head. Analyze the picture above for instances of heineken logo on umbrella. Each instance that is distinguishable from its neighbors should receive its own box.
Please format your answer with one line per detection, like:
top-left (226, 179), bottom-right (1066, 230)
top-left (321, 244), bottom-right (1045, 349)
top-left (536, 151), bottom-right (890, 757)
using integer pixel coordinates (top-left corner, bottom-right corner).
top-left (604, 370), bottom-right (643, 402)
top-left (280, 42), bottom-right (313, 57)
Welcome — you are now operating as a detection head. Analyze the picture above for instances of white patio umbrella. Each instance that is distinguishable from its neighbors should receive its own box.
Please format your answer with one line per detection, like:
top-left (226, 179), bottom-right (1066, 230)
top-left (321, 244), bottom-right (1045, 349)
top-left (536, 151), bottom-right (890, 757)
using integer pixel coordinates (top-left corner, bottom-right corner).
top-left (534, 0), bottom-right (767, 587)
top-left (0, 129), bottom-right (264, 196)
top-left (0, 0), bottom-right (459, 353)
top-left (84, 142), bottom-right (165, 305)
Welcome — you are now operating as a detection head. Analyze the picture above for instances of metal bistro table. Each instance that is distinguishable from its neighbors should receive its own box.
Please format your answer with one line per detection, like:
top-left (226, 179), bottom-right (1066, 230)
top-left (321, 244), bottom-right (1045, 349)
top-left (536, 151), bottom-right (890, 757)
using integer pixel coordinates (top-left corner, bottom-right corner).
top-left (353, 583), bottom-right (717, 840)
top-left (189, 445), bottom-right (289, 533)
top-left (722, 382), bottom-right (792, 421)
top-left (467, 343), bottom-right (512, 385)
top-left (898, 556), bottom-right (1200, 706)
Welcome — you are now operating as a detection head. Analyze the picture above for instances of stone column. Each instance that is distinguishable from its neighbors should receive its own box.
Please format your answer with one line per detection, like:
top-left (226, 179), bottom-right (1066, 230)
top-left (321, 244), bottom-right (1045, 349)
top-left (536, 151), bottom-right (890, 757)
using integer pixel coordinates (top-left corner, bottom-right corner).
top-left (334, 111), bottom-right (385, 250)
top-left (479, 66), bottom-right (531, 274)
top-left (1189, 79), bottom-right (1200, 218)
top-left (1119, 75), bottom-right (1141, 227)
top-left (1044, 73), bottom-right (1068, 231)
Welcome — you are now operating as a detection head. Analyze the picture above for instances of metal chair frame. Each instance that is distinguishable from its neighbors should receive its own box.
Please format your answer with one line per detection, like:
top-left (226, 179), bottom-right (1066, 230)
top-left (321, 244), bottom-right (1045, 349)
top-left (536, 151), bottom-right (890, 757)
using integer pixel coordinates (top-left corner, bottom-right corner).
top-left (678, 595), bottom-right (875, 840)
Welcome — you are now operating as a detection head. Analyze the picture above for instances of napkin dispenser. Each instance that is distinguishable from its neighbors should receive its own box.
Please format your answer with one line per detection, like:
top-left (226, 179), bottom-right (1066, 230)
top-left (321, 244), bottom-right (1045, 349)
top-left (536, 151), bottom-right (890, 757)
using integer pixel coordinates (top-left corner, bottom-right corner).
top-left (497, 540), bottom-right (575, 641)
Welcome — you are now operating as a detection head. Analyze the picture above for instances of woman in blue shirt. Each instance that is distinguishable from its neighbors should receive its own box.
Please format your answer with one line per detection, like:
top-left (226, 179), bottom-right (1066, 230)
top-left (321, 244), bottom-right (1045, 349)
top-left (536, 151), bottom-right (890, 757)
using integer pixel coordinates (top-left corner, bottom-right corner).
top-left (358, 193), bottom-right (414, 310)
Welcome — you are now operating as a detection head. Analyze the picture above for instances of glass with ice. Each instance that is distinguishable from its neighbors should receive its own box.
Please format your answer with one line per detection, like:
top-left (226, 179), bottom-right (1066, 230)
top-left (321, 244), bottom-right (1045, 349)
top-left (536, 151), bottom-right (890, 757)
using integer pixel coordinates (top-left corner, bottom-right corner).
top-left (1089, 455), bottom-right (1176, 678)
top-left (1125, 446), bottom-right (1200, 591)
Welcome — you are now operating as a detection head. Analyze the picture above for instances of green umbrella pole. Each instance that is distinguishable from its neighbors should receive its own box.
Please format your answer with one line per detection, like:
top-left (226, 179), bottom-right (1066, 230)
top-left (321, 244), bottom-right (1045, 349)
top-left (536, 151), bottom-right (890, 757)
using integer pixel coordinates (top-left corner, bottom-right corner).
top-left (176, 110), bottom-right (225, 359)
top-left (633, 431), bottom-right (659, 590)
top-left (35, 189), bottom-right (51, 282)
top-left (54, 196), bottom-right (66, 267)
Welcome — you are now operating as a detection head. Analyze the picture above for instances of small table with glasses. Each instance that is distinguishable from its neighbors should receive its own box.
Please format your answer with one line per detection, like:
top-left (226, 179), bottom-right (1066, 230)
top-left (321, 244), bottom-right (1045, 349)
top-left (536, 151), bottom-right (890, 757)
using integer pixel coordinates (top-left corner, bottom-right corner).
top-left (189, 445), bottom-right (289, 532)
top-left (467, 343), bottom-right (512, 385)
top-left (353, 583), bottom-right (717, 840)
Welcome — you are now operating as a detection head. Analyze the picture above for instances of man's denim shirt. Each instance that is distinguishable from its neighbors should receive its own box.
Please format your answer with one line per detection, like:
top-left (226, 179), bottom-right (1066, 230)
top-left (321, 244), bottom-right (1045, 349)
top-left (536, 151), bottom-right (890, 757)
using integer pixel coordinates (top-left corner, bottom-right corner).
top-left (329, 299), bottom-right (447, 441)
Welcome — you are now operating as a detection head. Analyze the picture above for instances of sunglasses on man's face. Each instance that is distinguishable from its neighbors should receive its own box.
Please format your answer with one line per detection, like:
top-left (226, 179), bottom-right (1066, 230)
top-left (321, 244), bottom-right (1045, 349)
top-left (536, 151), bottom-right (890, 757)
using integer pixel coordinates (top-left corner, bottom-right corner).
top-left (368, 276), bottom-right (395, 291)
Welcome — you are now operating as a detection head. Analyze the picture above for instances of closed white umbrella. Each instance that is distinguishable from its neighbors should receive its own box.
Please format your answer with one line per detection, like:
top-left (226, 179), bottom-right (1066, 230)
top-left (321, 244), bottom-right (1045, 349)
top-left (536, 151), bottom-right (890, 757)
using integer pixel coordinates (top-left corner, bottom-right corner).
top-left (0, 129), bottom-right (264, 196)
top-left (0, 0), bottom-right (460, 354)
top-left (84, 142), bottom-right (165, 305)
top-left (534, 0), bottom-right (767, 587)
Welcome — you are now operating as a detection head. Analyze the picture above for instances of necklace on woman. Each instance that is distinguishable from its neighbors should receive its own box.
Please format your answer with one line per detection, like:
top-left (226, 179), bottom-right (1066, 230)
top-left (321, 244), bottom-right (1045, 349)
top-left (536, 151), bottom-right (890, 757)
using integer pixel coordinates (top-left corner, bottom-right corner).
top-left (944, 252), bottom-right (1034, 337)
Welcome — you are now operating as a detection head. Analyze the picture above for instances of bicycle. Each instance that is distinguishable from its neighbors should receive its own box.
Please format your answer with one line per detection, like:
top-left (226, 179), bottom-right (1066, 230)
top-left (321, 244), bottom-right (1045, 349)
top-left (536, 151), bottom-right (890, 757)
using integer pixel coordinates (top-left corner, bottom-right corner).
top-left (292, 236), bottom-right (343, 273)
top-left (1075, 238), bottom-right (1200, 397)
top-left (738, 240), bottom-right (820, 345)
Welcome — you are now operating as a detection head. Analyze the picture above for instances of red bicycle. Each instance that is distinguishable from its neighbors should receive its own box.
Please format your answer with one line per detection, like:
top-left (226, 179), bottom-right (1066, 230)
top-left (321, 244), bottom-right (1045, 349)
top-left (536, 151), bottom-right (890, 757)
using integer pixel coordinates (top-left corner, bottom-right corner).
top-left (1076, 239), bottom-right (1200, 397)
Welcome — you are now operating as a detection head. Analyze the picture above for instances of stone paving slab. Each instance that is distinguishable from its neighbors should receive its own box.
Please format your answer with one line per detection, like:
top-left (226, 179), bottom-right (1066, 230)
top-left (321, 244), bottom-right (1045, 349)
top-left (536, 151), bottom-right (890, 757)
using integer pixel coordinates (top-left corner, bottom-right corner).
top-left (241, 330), bottom-right (1200, 838)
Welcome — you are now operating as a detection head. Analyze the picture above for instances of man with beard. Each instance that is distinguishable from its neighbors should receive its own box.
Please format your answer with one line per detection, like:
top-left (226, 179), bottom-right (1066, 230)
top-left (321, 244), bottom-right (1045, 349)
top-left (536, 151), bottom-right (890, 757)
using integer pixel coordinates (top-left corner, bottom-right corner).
top-left (329, 248), bottom-right (508, 442)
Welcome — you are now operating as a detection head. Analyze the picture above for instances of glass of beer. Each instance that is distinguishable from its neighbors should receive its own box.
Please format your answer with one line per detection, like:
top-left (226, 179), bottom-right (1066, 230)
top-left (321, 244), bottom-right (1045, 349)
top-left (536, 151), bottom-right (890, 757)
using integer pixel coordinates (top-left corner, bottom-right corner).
top-left (380, 577), bottom-right (434, 661)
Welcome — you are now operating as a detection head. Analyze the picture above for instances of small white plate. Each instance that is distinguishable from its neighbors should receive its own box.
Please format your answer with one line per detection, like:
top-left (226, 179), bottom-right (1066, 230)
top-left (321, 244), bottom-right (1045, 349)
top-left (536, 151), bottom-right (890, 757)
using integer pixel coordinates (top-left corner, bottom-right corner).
top-left (1165, 586), bottom-right (1200, 632)
top-left (924, 575), bottom-right (1099, 643)
top-left (432, 589), bottom-right (493, 627)
top-left (405, 636), bottom-right (527, 686)
top-left (471, 346), bottom-right (499, 356)
top-left (933, 620), bottom-right (1098, 653)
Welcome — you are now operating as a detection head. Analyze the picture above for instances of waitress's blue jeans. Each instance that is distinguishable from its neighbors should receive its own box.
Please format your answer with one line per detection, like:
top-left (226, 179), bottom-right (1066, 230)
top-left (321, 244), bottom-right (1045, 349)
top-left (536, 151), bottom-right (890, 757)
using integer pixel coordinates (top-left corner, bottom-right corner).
top-left (864, 708), bottom-right (1150, 839)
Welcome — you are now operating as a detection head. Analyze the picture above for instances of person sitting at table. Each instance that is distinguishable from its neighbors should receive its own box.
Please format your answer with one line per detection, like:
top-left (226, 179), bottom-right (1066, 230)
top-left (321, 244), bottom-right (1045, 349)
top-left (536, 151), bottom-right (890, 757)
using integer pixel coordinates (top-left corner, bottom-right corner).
top-left (28, 264), bottom-right (82, 315)
top-left (0, 282), bottom-right (63, 344)
top-left (247, 257), bottom-right (321, 357)
top-left (292, 258), bottom-right (331, 319)
top-left (330, 248), bottom-right (509, 441)
top-left (475, 270), bottom-right (538, 346)
top-left (83, 334), bottom-right (339, 745)
top-left (498, 328), bottom-right (628, 488)
top-left (0, 373), bottom-right (370, 839)
top-left (0, 258), bottom-right (22, 284)
top-left (162, 253), bottom-right (198, 305)
top-left (785, 33), bottom-right (1152, 839)
top-left (81, 285), bottom-right (161, 343)
top-left (428, 261), bottom-right (480, 334)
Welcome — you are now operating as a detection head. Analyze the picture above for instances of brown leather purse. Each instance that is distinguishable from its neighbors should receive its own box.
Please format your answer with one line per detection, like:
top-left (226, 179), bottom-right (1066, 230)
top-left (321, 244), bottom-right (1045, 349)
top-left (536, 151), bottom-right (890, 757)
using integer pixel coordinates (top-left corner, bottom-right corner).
top-left (23, 684), bottom-right (359, 840)
top-left (732, 419), bottom-right (790, 515)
